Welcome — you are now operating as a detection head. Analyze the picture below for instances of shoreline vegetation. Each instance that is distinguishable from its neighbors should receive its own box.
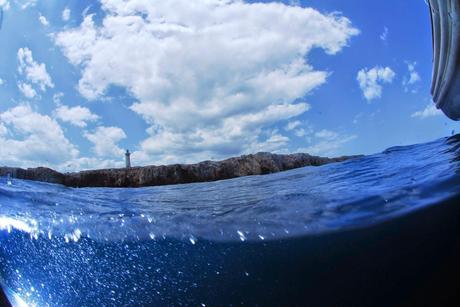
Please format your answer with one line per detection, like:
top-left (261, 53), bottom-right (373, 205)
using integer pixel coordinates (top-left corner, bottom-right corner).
top-left (0, 152), bottom-right (362, 188)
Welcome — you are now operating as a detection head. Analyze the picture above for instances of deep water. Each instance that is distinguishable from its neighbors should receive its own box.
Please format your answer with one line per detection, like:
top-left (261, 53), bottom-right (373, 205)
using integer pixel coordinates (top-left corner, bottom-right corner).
top-left (1, 135), bottom-right (460, 306)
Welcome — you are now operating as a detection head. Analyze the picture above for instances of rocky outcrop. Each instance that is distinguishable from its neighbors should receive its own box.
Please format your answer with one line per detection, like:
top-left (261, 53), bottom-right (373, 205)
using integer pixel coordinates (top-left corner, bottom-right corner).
top-left (0, 166), bottom-right (65, 184)
top-left (0, 152), bottom-right (362, 188)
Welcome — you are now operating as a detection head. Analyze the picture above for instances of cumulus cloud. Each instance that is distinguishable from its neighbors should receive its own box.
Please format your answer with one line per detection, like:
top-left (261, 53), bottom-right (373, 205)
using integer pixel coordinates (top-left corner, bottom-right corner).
top-left (17, 47), bottom-right (54, 98)
top-left (55, 0), bottom-right (359, 163)
top-left (357, 66), bottom-right (395, 101)
top-left (0, 105), bottom-right (79, 167)
top-left (411, 104), bottom-right (442, 119)
top-left (0, 104), bottom-right (126, 171)
top-left (0, 78), bottom-right (4, 85)
top-left (38, 13), bottom-right (48, 26)
top-left (62, 8), bottom-right (70, 21)
top-left (403, 62), bottom-right (421, 93)
top-left (53, 92), bottom-right (64, 104)
top-left (0, 122), bottom-right (7, 136)
top-left (84, 126), bottom-right (127, 158)
top-left (406, 63), bottom-right (421, 84)
top-left (247, 129), bottom-right (290, 154)
top-left (284, 120), bottom-right (313, 138)
top-left (54, 105), bottom-right (99, 127)
top-left (17, 82), bottom-right (36, 98)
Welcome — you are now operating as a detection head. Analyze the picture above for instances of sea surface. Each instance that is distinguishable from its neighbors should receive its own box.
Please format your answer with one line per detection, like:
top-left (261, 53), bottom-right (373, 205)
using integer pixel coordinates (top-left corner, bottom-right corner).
top-left (1, 135), bottom-right (460, 306)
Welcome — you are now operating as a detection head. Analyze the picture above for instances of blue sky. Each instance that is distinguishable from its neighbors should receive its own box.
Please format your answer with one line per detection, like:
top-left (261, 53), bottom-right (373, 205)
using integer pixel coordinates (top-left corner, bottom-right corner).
top-left (0, 0), bottom-right (457, 171)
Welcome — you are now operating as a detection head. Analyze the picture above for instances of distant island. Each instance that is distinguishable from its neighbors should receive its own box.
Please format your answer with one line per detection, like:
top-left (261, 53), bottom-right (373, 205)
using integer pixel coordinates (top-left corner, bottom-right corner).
top-left (0, 152), bottom-right (362, 188)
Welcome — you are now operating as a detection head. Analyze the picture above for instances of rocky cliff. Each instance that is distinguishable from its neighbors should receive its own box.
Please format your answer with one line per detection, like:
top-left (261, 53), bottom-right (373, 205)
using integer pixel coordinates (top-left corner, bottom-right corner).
top-left (0, 152), bottom-right (362, 188)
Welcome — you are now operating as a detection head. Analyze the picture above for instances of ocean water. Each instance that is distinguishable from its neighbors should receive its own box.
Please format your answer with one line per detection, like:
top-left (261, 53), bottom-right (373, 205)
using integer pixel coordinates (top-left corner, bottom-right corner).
top-left (1, 135), bottom-right (460, 306)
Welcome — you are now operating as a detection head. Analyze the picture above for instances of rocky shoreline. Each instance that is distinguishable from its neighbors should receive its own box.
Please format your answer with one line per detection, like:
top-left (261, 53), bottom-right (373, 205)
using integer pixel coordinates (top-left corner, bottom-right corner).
top-left (0, 152), bottom-right (362, 188)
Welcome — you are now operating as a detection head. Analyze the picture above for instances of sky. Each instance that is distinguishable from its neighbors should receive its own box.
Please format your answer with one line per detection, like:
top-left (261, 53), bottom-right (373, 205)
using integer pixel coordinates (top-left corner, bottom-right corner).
top-left (0, 0), bottom-right (458, 171)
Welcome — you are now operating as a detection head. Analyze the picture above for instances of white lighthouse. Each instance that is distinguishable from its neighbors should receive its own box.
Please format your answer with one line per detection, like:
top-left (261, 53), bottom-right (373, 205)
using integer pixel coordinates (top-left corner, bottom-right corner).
top-left (125, 149), bottom-right (131, 168)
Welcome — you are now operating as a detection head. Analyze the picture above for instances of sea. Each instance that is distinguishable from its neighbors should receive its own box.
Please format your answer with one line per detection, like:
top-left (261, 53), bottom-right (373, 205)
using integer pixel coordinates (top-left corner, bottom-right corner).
top-left (1, 135), bottom-right (460, 306)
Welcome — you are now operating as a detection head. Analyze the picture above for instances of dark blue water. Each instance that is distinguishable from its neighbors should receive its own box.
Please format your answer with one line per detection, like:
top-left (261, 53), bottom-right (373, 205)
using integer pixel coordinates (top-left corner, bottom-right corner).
top-left (1, 135), bottom-right (460, 306)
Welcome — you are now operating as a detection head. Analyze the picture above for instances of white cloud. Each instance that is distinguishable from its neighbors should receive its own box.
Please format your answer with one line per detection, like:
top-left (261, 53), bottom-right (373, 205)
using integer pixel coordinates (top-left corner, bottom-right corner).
top-left (0, 78), bottom-right (4, 85)
top-left (0, 0), bottom-right (10, 10)
top-left (0, 104), bottom-right (126, 171)
top-left (285, 120), bottom-right (302, 131)
top-left (63, 157), bottom-right (125, 171)
top-left (380, 26), bottom-right (388, 41)
top-left (403, 61), bottom-right (421, 93)
top-left (62, 8), bottom-right (70, 21)
top-left (38, 13), bottom-right (48, 26)
top-left (53, 92), bottom-right (64, 104)
top-left (0, 105), bottom-right (79, 167)
top-left (411, 104), bottom-right (442, 119)
top-left (300, 129), bottom-right (356, 156)
top-left (16, 0), bottom-right (36, 10)
top-left (357, 66), bottom-right (395, 101)
top-left (54, 105), bottom-right (99, 127)
top-left (17, 47), bottom-right (54, 98)
top-left (132, 102), bottom-right (309, 163)
top-left (315, 129), bottom-right (338, 139)
top-left (406, 62), bottom-right (421, 84)
top-left (55, 0), bottom-right (359, 163)
top-left (0, 122), bottom-right (7, 136)
top-left (17, 82), bottom-right (36, 98)
top-left (248, 129), bottom-right (290, 154)
top-left (84, 126), bottom-right (126, 158)
top-left (264, 132), bottom-right (290, 150)
top-left (284, 120), bottom-right (313, 138)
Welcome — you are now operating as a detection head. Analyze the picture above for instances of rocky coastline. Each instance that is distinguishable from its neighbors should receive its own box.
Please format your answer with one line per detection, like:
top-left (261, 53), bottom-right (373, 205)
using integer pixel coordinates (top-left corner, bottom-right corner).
top-left (0, 152), bottom-right (362, 188)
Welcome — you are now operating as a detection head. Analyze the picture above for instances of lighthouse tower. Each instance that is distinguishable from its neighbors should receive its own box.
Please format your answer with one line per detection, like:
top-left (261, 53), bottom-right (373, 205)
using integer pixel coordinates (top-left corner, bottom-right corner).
top-left (125, 149), bottom-right (131, 168)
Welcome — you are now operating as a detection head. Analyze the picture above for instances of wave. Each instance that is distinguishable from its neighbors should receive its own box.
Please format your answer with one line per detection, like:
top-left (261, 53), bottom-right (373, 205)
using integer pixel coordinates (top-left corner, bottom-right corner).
top-left (1, 135), bottom-right (460, 305)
